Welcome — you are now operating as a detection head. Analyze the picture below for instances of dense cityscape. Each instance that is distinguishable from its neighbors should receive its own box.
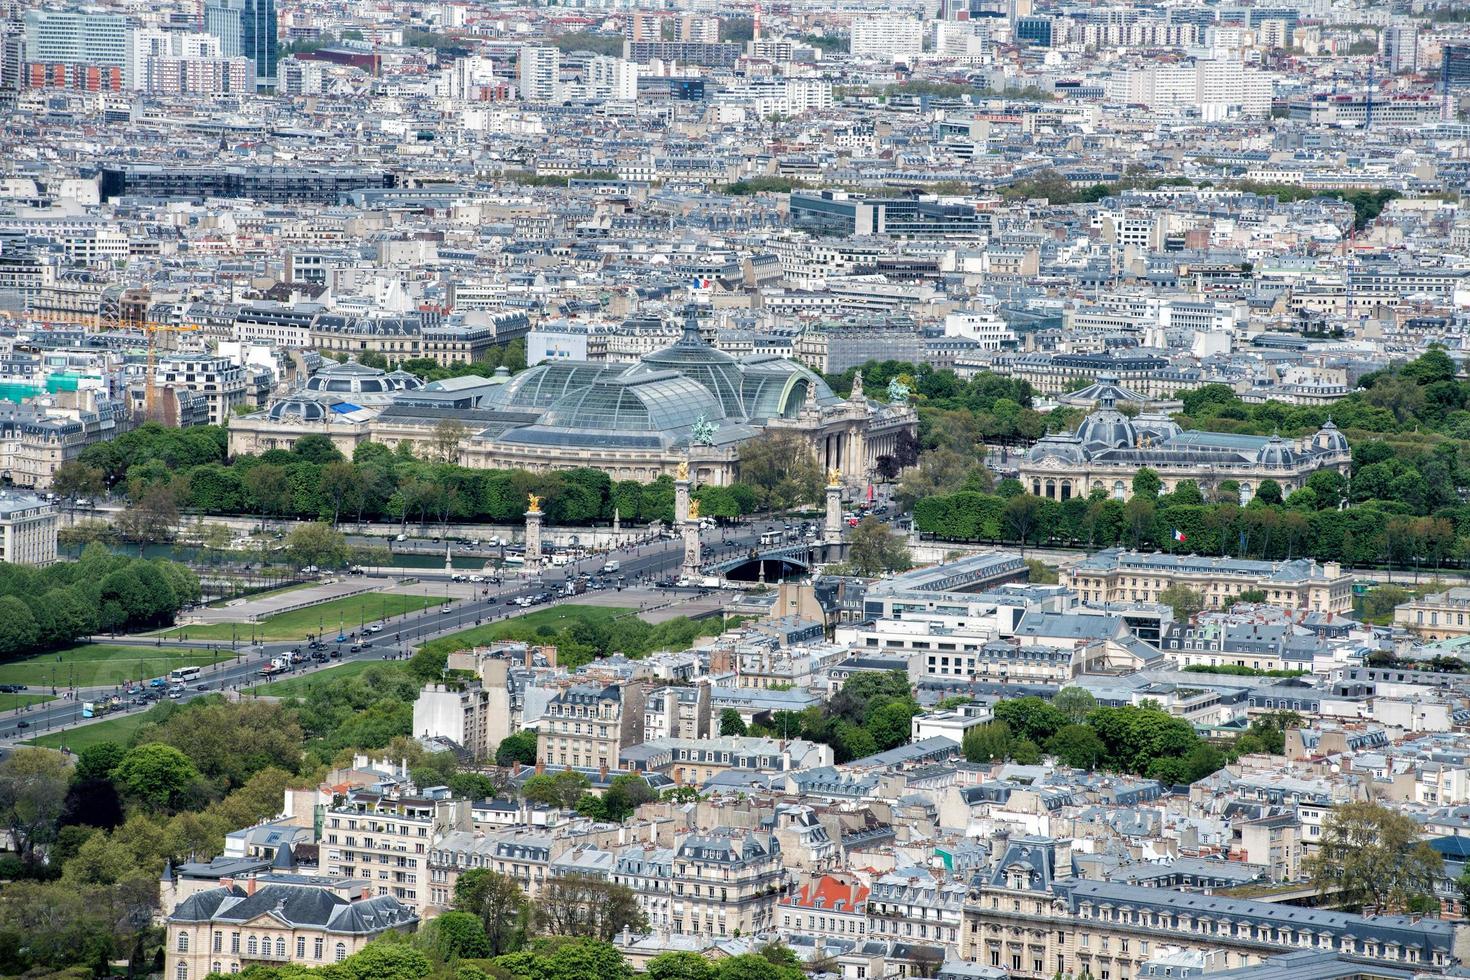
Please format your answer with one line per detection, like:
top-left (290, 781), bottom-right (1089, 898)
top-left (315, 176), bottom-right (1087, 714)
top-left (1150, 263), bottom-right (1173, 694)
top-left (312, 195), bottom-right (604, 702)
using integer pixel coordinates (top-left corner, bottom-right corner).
top-left (0, 0), bottom-right (1469, 978)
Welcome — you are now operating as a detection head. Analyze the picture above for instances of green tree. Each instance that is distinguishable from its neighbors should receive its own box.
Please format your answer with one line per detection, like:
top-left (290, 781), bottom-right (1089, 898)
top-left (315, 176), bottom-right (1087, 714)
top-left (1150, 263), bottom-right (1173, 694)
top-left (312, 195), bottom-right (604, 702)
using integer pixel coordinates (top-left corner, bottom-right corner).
top-left (866, 700), bottom-right (920, 750)
top-left (1305, 801), bottom-right (1443, 912)
top-left (0, 595), bottom-right (39, 656)
top-left (0, 748), bottom-right (69, 862)
top-left (1159, 583), bottom-right (1205, 621)
top-left (1045, 724), bottom-right (1106, 769)
top-left (292, 434), bottom-right (343, 464)
top-left (533, 877), bottom-right (648, 942)
top-left (522, 771), bottom-right (590, 810)
top-left (737, 430), bottom-right (822, 512)
top-left (426, 910), bottom-right (492, 959)
top-left (1052, 687), bottom-right (1097, 725)
top-left (454, 868), bottom-right (531, 956)
top-left (719, 709), bottom-right (748, 737)
top-left (1255, 479), bottom-right (1283, 505)
top-left (961, 720), bottom-right (1013, 763)
top-left (648, 951), bottom-right (717, 980)
top-left (847, 518), bottom-right (912, 576)
top-left (495, 731), bottom-right (539, 768)
top-left (1132, 467), bottom-right (1162, 499)
top-left (113, 744), bottom-right (200, 812)
top-left (993, 697), bottom-right (1065, 743)
top-left (284, 522), bottom-right (351, 570)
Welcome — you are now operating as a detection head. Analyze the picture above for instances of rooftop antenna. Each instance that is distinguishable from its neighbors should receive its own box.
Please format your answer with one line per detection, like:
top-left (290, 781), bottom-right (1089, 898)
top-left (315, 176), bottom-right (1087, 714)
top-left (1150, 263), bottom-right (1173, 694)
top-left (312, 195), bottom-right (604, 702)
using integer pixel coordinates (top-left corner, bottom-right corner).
top-left (754, 2), bottom-right (762, 42)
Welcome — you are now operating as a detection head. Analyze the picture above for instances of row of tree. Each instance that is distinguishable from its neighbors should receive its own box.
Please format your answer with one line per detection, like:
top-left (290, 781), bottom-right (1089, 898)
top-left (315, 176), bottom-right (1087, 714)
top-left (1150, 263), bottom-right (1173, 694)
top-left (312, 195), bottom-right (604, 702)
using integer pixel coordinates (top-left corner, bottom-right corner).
top-left (0, 542), bottom-right (198, 659)
top-left (959, 693), bottom-right (1299, 786)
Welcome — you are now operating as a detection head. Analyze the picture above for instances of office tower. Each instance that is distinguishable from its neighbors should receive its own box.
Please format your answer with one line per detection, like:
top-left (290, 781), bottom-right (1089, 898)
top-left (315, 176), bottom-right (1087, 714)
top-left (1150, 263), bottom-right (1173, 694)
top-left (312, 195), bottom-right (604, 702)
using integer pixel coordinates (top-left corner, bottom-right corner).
top-left (518, 45), bottom-right (559, 102)
top-left (22, 9), bottom-right (128, 86)
top-left (849, 18), bottom-right (923, 59)
top-left (204, 0), bottom-right (277, 89)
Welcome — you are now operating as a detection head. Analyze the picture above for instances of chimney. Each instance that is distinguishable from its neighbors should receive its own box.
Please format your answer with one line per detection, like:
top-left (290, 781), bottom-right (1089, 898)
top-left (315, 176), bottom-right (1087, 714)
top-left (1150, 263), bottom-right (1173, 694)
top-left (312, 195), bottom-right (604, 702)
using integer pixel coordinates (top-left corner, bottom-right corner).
top-left (246, 876), bottom-right (258, 897)
top-left (535, 760), bottom-right (545, 776)
top-left (525, 646), bottom-right (533, 669)
top-left (674, 767), bottom-right (684, 786)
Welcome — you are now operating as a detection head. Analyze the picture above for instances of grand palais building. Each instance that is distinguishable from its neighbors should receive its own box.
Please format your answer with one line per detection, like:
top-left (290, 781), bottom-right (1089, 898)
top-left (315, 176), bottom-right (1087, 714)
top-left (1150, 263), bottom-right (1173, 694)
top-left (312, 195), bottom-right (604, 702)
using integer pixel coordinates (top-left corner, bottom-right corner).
top-left (229, 318), bottom-right (917, 487)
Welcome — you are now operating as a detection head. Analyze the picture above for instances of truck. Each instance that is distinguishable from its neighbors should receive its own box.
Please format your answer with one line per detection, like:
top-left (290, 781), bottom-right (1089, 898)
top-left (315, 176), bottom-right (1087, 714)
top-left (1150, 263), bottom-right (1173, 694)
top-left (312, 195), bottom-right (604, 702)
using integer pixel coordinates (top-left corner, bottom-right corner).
top-left (562, 579), bottom-right (587, 597)
top-left (259, 662), bottom-right (286, 677)
top-left (602, 560), bottom-right (620, 574)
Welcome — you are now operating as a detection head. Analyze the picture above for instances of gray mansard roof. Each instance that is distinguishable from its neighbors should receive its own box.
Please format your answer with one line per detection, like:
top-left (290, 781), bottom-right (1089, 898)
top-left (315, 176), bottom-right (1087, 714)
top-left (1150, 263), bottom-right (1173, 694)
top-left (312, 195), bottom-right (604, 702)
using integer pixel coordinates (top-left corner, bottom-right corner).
top-left (168, 883), bottom-right (417, 935)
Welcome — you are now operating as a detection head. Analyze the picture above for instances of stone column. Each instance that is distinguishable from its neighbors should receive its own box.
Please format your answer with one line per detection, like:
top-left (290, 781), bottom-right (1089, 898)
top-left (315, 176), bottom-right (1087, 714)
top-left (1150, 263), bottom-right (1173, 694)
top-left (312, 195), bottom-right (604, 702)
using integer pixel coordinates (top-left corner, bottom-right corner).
top-left (681, 516), bottom-right (701, 582)
top-left (525, 508), bottom-right (543, 573)
top-left (824, 474), bottom-right (843, 545)
top-left (675, 477), bottom-right (690, 525)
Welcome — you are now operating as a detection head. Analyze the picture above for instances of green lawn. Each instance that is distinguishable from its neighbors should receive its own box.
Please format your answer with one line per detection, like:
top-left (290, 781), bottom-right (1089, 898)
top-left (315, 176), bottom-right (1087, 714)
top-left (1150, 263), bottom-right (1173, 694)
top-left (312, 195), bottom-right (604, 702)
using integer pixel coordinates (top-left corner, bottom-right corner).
top-left (2, 694), bottom-right (55, 710)
top-left (247, 659), bottom-right (396, 697)
top-left (416, 604), bottom-right (631, 657)
top-left (0, 645), bottom-right (230, 690)
top-left (28, 711), bottom-right (153, 752)
top-left (158, 593), bottom-right (444, 642)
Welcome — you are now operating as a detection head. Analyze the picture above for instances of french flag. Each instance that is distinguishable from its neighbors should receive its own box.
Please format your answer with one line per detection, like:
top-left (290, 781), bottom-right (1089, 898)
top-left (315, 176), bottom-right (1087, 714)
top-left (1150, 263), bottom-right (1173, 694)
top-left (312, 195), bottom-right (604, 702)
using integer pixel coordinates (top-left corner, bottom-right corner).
top-left (691, 277), bottom-right (712, 289)
top-left (1173, 529), bottom-right (1187, 543)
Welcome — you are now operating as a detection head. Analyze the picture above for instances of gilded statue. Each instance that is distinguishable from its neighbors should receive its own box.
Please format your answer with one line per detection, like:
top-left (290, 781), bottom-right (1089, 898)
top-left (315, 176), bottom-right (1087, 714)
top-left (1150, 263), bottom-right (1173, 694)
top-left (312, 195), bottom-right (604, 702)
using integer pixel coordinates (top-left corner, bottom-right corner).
top-left (676, 461), bottom-right (689, 481)
top-left (527, 493), bottom-right (542, 514)
top-left (688, 499), bottom-right (701, 521)
top-left (828, 467), bottom-right (842, 486)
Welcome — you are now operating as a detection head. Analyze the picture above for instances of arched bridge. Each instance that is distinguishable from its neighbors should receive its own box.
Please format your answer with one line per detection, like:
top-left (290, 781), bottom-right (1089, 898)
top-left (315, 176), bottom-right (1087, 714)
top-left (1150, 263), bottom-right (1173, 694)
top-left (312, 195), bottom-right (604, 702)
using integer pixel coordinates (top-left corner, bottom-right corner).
top-left (706, 544), bottom-right (818, 582)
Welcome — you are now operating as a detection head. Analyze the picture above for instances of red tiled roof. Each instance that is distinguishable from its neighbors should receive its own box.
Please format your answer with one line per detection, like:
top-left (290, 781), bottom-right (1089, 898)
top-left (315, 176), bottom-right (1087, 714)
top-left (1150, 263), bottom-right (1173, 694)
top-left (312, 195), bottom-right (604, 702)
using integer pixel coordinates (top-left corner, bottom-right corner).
top-left (781, 874), bottom-right (869, 912)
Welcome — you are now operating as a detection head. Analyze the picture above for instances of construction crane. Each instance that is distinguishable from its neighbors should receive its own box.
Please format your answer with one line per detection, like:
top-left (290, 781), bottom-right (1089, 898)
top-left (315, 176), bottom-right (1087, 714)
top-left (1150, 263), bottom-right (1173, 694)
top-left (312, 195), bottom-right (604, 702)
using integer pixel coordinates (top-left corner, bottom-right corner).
top-left (141, 322), bottom-right (201, 422)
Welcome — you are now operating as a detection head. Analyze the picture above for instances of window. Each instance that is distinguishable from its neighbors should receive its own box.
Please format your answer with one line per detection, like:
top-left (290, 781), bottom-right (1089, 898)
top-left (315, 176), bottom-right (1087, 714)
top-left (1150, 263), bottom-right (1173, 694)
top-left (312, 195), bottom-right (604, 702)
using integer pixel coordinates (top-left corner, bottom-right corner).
top-left (336, 943), bottom-right (348, 963)
top-left (231, 934), bottom-right (240, 954)
top-left (297, 938), bottom-right (306, 958)
top-left (177, 965), bottom-right (188, 980)
top-left (315, 939), bottom-right (324, 960)
top-left (178, 933), bottom-right (190, 952)
top-left (276, 938), bottom-right (287, 957)
top-left (247, 937), bottom-right (258, 956)
top-left (214, 933), bottom-right (223, 954)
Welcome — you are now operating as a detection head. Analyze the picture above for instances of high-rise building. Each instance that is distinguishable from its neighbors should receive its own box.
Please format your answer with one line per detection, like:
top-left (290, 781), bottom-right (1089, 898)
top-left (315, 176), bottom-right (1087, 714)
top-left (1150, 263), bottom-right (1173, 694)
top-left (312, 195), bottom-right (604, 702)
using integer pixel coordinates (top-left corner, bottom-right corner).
top-left (1445, 44), bottom-right (1470, 92)
top-left (679, 14), bottom-right (719, 44)
top-left (1014, 15), bottom-right (1058, 47)
top-left (204, 0), bottom-right (277, 89)
top-left (1383, 23), bottom-right (1417, 74)
top-left (22, 9), bottom-right (129, 86)
top-left (849, 17), bottom-right (923, 59)
top-left (586, 55), bottom-right (637, 101)
top-left (518, 45), bottom-right (559, 102)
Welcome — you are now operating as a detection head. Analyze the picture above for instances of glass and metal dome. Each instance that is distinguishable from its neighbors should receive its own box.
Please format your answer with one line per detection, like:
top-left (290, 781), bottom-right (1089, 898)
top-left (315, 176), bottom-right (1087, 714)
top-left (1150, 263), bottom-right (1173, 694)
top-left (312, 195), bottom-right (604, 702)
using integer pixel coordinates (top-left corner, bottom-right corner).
top-left (1133, 413), bottom-right (1182, 445)
top-left (267, 398), bottom-right (329, 422)
top-left (499, 372), bottom-right (727, 450)
top-left (1310, 419), bottom-right (1349, 455)
top-left (737, 355), bottom-right (840, 420)
top-left (1257, 434), bottom-right (1297, 468)
top-left (483, 362), bottom-right (626, 411)
top-left (1029, 433), bottom-right (1089, 465)
top-left (621, 313), bottom-right (746, 418)
top-left (1077, 408), bottom-right (1138, 451)
top-left (305, 361), bottom-right (421, 396)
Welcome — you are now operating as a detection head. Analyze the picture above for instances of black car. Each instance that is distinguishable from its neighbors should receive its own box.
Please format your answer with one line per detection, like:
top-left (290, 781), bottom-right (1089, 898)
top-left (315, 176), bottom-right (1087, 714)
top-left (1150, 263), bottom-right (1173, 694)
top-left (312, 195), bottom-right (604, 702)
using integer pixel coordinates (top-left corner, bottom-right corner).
top-left (330, 649), bottom-right (341, 659)
top-left (484, 596), bottom-right (497, 604)
top-left (15, 720), bottom-right (29, 729)
top-left (195, 683), bottom-right (209, 691)
top-left (349, 644), bottom-right (361, 653)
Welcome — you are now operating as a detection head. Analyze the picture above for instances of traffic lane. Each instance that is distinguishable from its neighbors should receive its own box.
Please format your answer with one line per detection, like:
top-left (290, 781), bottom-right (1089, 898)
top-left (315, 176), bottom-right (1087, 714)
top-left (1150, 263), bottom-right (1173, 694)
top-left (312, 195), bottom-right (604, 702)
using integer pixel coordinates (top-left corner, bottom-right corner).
top-left (0, 534), bottom-right (713, 741)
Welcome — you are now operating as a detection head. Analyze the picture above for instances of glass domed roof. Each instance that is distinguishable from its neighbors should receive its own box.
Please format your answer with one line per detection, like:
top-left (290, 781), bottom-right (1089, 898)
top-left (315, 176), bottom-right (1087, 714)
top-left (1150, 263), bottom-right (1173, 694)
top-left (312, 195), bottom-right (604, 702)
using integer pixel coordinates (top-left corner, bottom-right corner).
top-left (620, 313), bottom-right (745, 417)
top-left (1077, 408), bottom-right (1137, 451)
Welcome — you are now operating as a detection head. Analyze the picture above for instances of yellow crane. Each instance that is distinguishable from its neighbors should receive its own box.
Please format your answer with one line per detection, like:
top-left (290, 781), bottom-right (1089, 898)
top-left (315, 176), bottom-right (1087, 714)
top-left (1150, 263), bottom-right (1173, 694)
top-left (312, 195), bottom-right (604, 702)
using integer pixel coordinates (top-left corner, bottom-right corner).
top-left (141, 321), bottom-right (201, 422)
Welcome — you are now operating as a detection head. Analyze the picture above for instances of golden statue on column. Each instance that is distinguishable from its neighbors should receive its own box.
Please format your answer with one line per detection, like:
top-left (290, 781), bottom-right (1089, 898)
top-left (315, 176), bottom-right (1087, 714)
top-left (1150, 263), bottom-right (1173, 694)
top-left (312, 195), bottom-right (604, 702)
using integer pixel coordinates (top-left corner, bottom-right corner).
top-left (527, 493), bottom-right (541, 514)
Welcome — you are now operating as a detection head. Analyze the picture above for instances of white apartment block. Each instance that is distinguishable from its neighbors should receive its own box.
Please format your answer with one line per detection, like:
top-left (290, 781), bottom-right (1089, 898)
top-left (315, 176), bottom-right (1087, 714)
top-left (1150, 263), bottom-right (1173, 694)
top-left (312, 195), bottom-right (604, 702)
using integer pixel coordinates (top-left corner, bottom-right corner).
top-left (0, 493), bottom-right (58, 566)
top-left (518, 46), bottom-right (560, 102)
top-left (154, 354), bottom-right (248, 426)
top-left (849, 18), bottom-right (923, 59)
top-left (585, 55), bottom-right (637, 101)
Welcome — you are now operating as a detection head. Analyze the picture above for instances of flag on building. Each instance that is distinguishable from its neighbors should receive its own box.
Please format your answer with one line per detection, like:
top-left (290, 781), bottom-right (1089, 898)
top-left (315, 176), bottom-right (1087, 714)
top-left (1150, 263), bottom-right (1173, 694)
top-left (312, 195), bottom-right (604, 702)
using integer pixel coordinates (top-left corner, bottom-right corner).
top-left (1173, 528), bottom-right (1187, 543)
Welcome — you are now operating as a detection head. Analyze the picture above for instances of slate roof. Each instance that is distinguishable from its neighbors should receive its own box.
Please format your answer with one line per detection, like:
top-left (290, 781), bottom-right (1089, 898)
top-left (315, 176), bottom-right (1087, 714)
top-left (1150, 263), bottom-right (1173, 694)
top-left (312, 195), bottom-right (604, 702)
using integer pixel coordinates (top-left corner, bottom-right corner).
top-left (168, 883), bottom-right (417, 936)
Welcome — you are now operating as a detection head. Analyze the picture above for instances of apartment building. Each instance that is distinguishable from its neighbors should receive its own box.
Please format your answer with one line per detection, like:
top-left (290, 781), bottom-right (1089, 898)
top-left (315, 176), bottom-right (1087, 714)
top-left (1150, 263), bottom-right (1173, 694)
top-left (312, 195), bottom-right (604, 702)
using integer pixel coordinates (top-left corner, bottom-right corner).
top-left (320, 791), bottom-right (470, 918)
top-left (0, 491), bottom-right (57, 565)
top-left (1062, 550), bottom-right (1353, 614)
top-left (166, 882), bottom-right (416, 979)
top-left (538, 682), bottom-right (650, 770)
top-left (669, 829), bottom-right (786, 938)
top-left (849, 17), bottom-right (923, 58)
top-left (153, 354), bottom-right (248, 426)
top-left (961, 837), bottom-right (1462, 980)
top-left (412, 677), bottom-right (510, 762)
top-left (868, 867), bottom-right (967, 951)
top-left (780, 873), bottom-right (869, 938)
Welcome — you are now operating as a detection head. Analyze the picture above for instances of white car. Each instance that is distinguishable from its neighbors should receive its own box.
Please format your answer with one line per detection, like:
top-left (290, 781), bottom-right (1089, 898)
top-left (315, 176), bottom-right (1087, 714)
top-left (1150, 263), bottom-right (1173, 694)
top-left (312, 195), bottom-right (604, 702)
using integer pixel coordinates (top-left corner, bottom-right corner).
top-left (365, 624), bottom-right (383, 633)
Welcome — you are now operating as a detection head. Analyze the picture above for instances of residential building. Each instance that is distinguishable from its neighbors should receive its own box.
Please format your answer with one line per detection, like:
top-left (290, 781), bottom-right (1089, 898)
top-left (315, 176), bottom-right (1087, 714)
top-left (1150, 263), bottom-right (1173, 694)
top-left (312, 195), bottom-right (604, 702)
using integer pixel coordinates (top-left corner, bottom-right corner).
top-left (319, 790), bottom-right (470, 918)
top-left (0, 491), bottom-right (57, 565)
top-left (538, 681), bottom-right (650, 771)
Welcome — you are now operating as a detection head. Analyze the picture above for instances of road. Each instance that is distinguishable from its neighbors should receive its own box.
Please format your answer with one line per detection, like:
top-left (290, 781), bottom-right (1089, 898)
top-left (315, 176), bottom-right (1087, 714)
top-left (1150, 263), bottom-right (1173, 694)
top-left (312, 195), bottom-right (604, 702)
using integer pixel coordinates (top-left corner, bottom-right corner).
top-left (0, 521), bottom-right (782, 748)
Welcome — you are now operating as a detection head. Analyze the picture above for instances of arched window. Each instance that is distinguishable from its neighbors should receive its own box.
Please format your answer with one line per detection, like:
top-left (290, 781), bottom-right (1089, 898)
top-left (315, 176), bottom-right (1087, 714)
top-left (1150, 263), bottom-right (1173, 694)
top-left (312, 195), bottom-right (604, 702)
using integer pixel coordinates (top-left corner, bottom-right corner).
top-left (177, 933), bottom-right (189, 952)
top-left (1044, 480), bottom-right (1055, 499)
top-left (1060, 481), bottom-right (1072, 501)
top-left (246, 937), bottom-right (257, 956)
top-left (1031, 480), bottom-right (1041, 496)
top-left (275, 938), bottom-right (286, 957)
top-left (212, 964), bottom-right (221, 976)
top-left (176, 964), bottom-right (187, 980)
top-left (336, 943), bottom-right (348, 963)
top-left (1113, 481), bottom-right (1126, 500)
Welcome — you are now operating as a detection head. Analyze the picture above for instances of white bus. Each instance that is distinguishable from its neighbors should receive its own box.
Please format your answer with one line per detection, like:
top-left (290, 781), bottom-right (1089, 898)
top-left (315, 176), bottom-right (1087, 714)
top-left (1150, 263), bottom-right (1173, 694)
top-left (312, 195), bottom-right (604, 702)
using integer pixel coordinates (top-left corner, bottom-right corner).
top-left (169, 666), bottom-right (203, 683)
top-left (759, 531), bottom-right (782, 546)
